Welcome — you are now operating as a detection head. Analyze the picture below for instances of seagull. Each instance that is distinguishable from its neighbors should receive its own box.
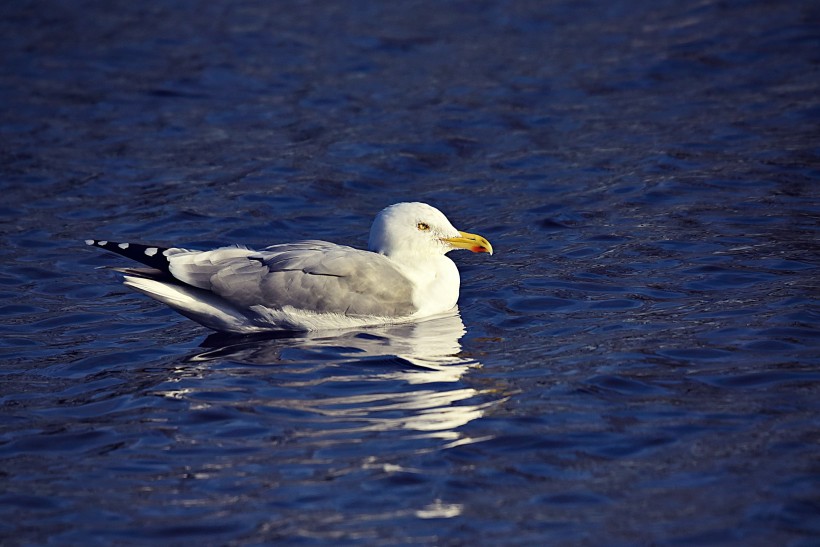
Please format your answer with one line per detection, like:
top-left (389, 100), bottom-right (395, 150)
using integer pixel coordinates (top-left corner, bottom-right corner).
top-left (87, 202), bottom-right (493, 333)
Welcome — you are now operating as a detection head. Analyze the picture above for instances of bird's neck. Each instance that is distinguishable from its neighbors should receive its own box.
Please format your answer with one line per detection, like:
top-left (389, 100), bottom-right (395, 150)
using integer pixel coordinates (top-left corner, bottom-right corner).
top-left (384, 253), bottom-right (460, 315)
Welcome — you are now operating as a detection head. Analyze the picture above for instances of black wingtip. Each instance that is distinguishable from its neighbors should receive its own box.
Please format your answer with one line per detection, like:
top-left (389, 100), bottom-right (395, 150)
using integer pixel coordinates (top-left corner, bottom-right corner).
top-left (86, 239), bottom-right (173, 272)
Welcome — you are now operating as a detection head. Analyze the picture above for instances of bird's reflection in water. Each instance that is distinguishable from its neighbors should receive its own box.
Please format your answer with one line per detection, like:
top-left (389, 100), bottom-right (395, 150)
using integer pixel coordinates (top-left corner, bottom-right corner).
top-left (176, 311), bottom-right (503, 444)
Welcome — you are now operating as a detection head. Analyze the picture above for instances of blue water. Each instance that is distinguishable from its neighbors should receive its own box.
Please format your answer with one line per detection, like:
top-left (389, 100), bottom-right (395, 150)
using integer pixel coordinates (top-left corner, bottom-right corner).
top-left (2, 0), bottom-right (819, 544)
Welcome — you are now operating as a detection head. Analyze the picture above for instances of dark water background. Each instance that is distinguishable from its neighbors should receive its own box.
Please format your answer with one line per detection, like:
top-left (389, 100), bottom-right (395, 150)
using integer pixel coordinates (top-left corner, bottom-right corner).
top-left (1, 0), bottom-right (819, 545)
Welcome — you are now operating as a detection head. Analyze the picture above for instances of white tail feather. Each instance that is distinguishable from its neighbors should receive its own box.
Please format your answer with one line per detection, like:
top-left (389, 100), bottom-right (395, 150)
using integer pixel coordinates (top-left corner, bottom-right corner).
top-left (122, 276), bottom-right (254, 333)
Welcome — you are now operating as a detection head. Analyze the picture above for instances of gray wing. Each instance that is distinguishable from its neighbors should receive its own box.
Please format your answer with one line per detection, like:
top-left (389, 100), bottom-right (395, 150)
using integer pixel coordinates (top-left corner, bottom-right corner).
top-left (166, 241), bottom-right (417, 317)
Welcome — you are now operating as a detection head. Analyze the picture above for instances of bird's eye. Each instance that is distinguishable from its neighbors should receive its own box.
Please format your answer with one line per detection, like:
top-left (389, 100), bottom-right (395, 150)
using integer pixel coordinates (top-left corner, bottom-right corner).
top-left (417, 222), bottom-right (430, 231)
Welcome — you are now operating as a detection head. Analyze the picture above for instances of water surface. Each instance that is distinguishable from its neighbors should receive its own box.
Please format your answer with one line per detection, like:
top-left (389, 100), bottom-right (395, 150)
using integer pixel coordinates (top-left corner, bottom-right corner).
top-left (1, 0), bottom-right (818, 545)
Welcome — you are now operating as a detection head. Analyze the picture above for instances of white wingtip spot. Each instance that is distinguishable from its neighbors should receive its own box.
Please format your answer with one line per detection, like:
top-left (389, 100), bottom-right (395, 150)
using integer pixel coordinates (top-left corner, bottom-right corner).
top-left (118, 243), bottom-right (130, 249)
top-left (98, 240), bottom-right (108, 246)
top-left (85, 239), bottom-right (95, 246)
top-left (145, 247), bottom-right (158, 257)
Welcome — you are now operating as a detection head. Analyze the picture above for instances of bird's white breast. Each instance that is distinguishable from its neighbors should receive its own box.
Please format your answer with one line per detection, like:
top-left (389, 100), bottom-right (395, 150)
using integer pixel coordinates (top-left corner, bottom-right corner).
top-left (393, 254), bottom-right (461, 317)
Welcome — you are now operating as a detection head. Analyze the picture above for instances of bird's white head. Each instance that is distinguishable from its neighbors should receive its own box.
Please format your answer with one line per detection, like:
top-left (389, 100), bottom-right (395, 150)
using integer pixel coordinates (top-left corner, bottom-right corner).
top-left (368, 202), bottom-right (493, 259)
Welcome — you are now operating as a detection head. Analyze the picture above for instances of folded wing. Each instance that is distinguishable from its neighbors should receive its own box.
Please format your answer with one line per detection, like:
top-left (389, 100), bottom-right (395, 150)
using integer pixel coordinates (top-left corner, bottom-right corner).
top-left (166, 241), bottom-right (418, 317)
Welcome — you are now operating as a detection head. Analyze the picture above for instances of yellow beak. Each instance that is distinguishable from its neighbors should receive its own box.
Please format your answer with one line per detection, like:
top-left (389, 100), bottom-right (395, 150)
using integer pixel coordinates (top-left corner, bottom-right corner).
top-left (443, 231), bottom-right (494, 255)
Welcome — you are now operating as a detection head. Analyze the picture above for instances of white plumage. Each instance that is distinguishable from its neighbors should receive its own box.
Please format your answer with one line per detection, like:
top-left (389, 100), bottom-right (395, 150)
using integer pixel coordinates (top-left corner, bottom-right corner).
top-left (88, 202), bottom-right (493, 333)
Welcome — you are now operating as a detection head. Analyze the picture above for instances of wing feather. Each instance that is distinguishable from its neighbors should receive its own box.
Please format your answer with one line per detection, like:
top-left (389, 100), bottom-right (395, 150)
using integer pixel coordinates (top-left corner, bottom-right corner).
top-left (165, 242), bottom-right (417, 317)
